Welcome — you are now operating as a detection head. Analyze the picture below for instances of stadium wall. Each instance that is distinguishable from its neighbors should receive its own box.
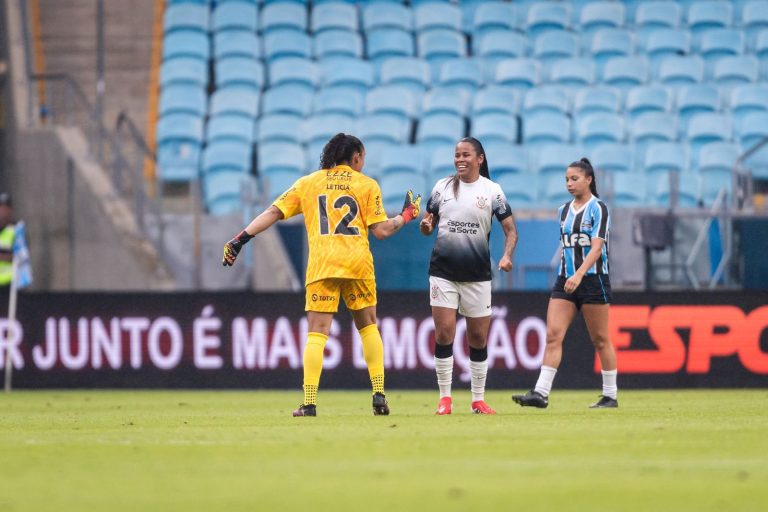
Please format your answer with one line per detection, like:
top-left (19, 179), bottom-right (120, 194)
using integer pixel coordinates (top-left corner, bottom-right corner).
top-left (3, 291), bottom-right (766, 390)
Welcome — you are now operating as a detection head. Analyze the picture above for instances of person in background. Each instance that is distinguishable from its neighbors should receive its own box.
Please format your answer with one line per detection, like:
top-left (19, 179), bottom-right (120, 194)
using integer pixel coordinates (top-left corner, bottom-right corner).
top-left (512, 158), bottom-right (618, 409)
top-left (0, 193), bottom-right (16, 289)
top-left (222, 134), bottom-right (421, 417)
top-left (419, 137), bottom-right (518, 415)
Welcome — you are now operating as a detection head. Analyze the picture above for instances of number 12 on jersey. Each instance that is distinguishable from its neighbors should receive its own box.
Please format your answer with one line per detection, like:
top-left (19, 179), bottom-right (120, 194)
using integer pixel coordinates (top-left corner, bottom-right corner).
top-left (318, 195), bottom-right (360, 236)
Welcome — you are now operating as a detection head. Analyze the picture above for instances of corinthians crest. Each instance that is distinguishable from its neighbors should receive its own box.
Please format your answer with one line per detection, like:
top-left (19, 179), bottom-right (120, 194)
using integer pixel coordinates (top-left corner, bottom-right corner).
top-left (476, 196), bottom-right (488, 209)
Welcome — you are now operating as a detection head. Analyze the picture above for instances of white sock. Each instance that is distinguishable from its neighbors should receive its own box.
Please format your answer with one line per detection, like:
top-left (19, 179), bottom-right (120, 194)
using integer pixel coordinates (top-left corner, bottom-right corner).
top-left (435, 356), bottom-right (453, 398)
top-left (602, 369), bottom-right (618, 399)
top-left (534, 365), bottom-right (557, 397)
top-left (469, 360), bottom-right (488, 402)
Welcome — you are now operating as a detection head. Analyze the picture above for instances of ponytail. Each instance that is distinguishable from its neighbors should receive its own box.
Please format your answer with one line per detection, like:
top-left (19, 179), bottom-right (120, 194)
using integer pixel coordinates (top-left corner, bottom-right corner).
top-left (320, 133), bottom-right (364, 169)
top-left (568, 157), bottom-right (599, 197)
top-left (452, 137), bottom-right (490, 197)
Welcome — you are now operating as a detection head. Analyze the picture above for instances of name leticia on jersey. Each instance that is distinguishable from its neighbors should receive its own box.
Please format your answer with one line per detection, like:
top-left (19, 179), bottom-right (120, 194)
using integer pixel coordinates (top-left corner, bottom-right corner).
top-left (561, 232), bottom-right (592, 247)
top-left (326, 184), bottom-right (351, 191)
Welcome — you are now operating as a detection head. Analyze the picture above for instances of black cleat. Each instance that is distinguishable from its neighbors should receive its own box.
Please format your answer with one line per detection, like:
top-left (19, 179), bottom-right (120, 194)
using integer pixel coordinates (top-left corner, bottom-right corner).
top-left (372, 392), bottom-right (390, 416)
top-left (292, 404), bottom-right (316, 417)
top-left (589, 395), bottom-right (618, 408)
top-left (512, 390), bottom-right (549, 409)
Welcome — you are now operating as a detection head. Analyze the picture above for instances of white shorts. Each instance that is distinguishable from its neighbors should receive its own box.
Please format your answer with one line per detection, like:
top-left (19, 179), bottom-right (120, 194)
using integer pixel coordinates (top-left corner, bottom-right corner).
top-left (429, 276), bottom-right (492, 318)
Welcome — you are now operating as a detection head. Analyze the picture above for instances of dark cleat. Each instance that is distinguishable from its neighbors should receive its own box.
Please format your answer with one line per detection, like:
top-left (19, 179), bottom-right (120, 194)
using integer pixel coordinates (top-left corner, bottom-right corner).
top-left (589, 395), bottom-right (618, 408)
top-left (512, 390), bottom-right (549, 409)
top-left (372, 392), bottom-right (390, 416)
top-left (292, 404), bottom-right (316, 417)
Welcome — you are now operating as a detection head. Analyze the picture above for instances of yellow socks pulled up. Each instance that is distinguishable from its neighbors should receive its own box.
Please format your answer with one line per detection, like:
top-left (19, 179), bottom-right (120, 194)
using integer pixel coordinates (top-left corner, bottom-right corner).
top-left (302, 332), bottom-right (328, 405)
top-left (359, 324), bottom-right (385, 395)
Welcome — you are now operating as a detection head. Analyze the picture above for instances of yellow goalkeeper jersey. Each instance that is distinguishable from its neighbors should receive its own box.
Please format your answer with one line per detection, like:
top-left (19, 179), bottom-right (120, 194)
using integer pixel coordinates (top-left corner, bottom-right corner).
top-left (272, 165), bottom-right (389, 285)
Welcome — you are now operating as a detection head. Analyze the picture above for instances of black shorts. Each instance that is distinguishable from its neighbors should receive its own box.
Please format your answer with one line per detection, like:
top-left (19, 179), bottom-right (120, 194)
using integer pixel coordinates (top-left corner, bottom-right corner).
top-left (551, 274), bottom-right (612, 309)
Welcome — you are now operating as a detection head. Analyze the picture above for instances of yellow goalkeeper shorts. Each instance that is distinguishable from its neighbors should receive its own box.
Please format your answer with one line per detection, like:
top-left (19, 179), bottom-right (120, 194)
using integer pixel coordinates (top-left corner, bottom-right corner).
top-left (305, 278), bottom-right (377, 313)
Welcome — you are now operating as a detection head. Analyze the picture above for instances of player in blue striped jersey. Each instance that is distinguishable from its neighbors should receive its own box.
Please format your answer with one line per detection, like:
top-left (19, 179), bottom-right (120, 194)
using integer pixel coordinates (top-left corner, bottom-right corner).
top-left (513, 158), bottom-right (619, 409)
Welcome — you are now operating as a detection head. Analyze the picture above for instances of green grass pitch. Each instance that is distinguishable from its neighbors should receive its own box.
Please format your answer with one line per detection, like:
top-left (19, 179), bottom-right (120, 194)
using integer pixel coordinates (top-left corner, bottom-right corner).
top-left (1, 390), bottom-right (766, 511)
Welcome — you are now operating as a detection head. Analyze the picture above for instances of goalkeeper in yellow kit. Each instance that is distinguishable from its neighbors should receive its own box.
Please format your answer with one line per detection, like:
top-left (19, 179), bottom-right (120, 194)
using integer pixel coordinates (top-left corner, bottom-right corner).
top-left (222, 133), bottom-right (421, 417)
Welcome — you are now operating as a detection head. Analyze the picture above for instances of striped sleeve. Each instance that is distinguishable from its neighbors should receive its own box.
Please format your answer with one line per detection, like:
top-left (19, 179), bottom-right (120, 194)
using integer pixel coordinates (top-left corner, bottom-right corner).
top-left (594, 200), bottom-right (609, 240)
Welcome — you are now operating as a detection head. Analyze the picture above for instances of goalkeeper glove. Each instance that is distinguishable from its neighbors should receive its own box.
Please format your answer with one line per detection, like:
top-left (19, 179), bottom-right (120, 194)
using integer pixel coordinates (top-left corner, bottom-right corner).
top-left (222, 230), bottom-right (254, 266)
top-left (400, 189), bottom-right (421, 224)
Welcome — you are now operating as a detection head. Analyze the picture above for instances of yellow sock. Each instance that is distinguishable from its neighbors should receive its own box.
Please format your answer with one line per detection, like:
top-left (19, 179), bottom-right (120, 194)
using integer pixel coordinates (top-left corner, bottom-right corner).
top-left (359, 324), bottom-right (385, 395)
top-left (303, 332), bottom-right (328, 405)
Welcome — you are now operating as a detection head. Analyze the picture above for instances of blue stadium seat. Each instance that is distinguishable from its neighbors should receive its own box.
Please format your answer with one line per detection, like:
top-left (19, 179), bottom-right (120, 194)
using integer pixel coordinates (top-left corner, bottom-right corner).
top-left (697, 142), bottom-right (740, 206)
top-left (495, 173), bottom-right (538, 209)
top-left (522, 87), bottom-right (569, 116)
top-left (630, 112), bottom-right (678, 164)
top-left (379, 172), bottom-right (429, 214)
top-left (459, 0), bottom-right (489, 34)
top-left (417, 29), bottom-right (468, 79)
top-left (635, 1), bottom-right (682, 34)
top-left (548, 58), bottom-right (597, 89)
top-left (625, 85), bottom-right (672, 120)
top-left (700, 29), bottom-right (744, 71)
top-left (157, 140), bottom-right (201, 182)
top-left (213, 31), bottom-right (260, 60)
top-left (268, 57), bottom-right (319, 90)
top-left (484, 143), bottom-right (529, 178)
top-left (303, 114), bottom-right (356, 151)
top-left (422, 87), bottom-right (471, 118)
top-left (362, 3), bottom-right (413, 33)
top-left (687, 1), bottom-right (733, 36)
top-left (259, 2), bottom-right (308, 34)
top-left (532, 30), bottom-right (579, 67)
top-left (263, 30), bottom-right (311, 61)
top-left (644, 29), bottom-right (691, 73)
top-left (611, 172), bottom-right (647, 206)
top-left (676, 84), bottom-right (721, 136)
top-left (736, 111), bottom-right (768, 148)
top-left (365, 85), bottom-right (419, 121)
top-left (319, 57), bottom-right (375, 95)
top-left (591, 28), bottom-right (634, 70)
top-left (164, 4), bottom-right (209, 33)
top-left (425, 143), bottom-right (459, 183)
top-left (416, 113), bottom-right (466, 154)
top-left (313, 29), bottom-right (363, 60)
top-left (257, 141), bottom-right (306, 177)
top-left (523, 112), bottom-right (571, 145)
top-left (470, 113), bottom-right (519, 145)
top-left (256, 114), bottom-right (303, 144)
top-left (495, 58), bottom-right (541, 89)
top-left (657, 55), bottom-right (704, 86)
top-left (311, 2), bottom-right (359, 34)
top-left (602, 56), bottom-right (649, 89)
top-left (712, 56), bottom-right (760, 86)
top-left (742, 1), bottom-right (768, 45)
top-left (572, 86), bottom-right (621, 116)
top-left (209, 89), bottom-right (258, 120)
top-left (366, 29), bottom-right (415, 63)
top-left (206, 114), bottom-right (255, 144)
top-left (471, 86), bottom-right (521, 116)
top-left (215, 57), bottom-right (264, 91)
top-left (160, 57), bottom-right (207, 88)
top-left (212, 2), bottom-right (257, 32)
top-left (159, 84), bottom-right (206, 116)
top-left (261, 84), bottom-right (313, 117)
top-left (526, 2), bottom-right (571, 37)
top-left (379, 57), bottom-right (432, 97)
top-left (643, 141), bottom-right (689, 178)
top-left (579, 1), bottom-right (625, 37)
top-left (438, 59), bottom-right (483, 94)
top-left (163, 31), bottom-right (209, 61)
top-left (473, 2), bottom-right (519, 39)
top-left (648, 171), bottom-right (701, 208)
top-left (729, 84), bottom-right (768, 122)
top-left (686, 113), bottom-right (733, 155)
top-left (590, 143), bottom-right (634, 173)
top-left (575, 112), bottom-right (625, 149)
top-left (158, 113), bottom-right (203, 146)
top-left (541, 173), bottom-right (575, 207)
top-left (202, 140), bottom-right (252, 174)
top-left (312, 86), bottom-right (364, 118)
top-left (532, 142), bottom-right (584, 176)
top-left (379, 145), bottom-right (427, 178)
top-left (203, 171), bottom-right (257, 216)
top-left (356, 114), bottom-right (411, 146)
top-left (476, 30), bottom-right (527, 81)
top-left (414, 3), bottom-right (462, 32)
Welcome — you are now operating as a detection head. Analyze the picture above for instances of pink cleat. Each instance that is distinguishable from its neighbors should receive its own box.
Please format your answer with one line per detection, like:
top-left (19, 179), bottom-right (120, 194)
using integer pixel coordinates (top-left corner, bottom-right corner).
top-left (436, 396), bottom-right (452, 415)
top-left (471, 400), bottom-right (497, 414)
